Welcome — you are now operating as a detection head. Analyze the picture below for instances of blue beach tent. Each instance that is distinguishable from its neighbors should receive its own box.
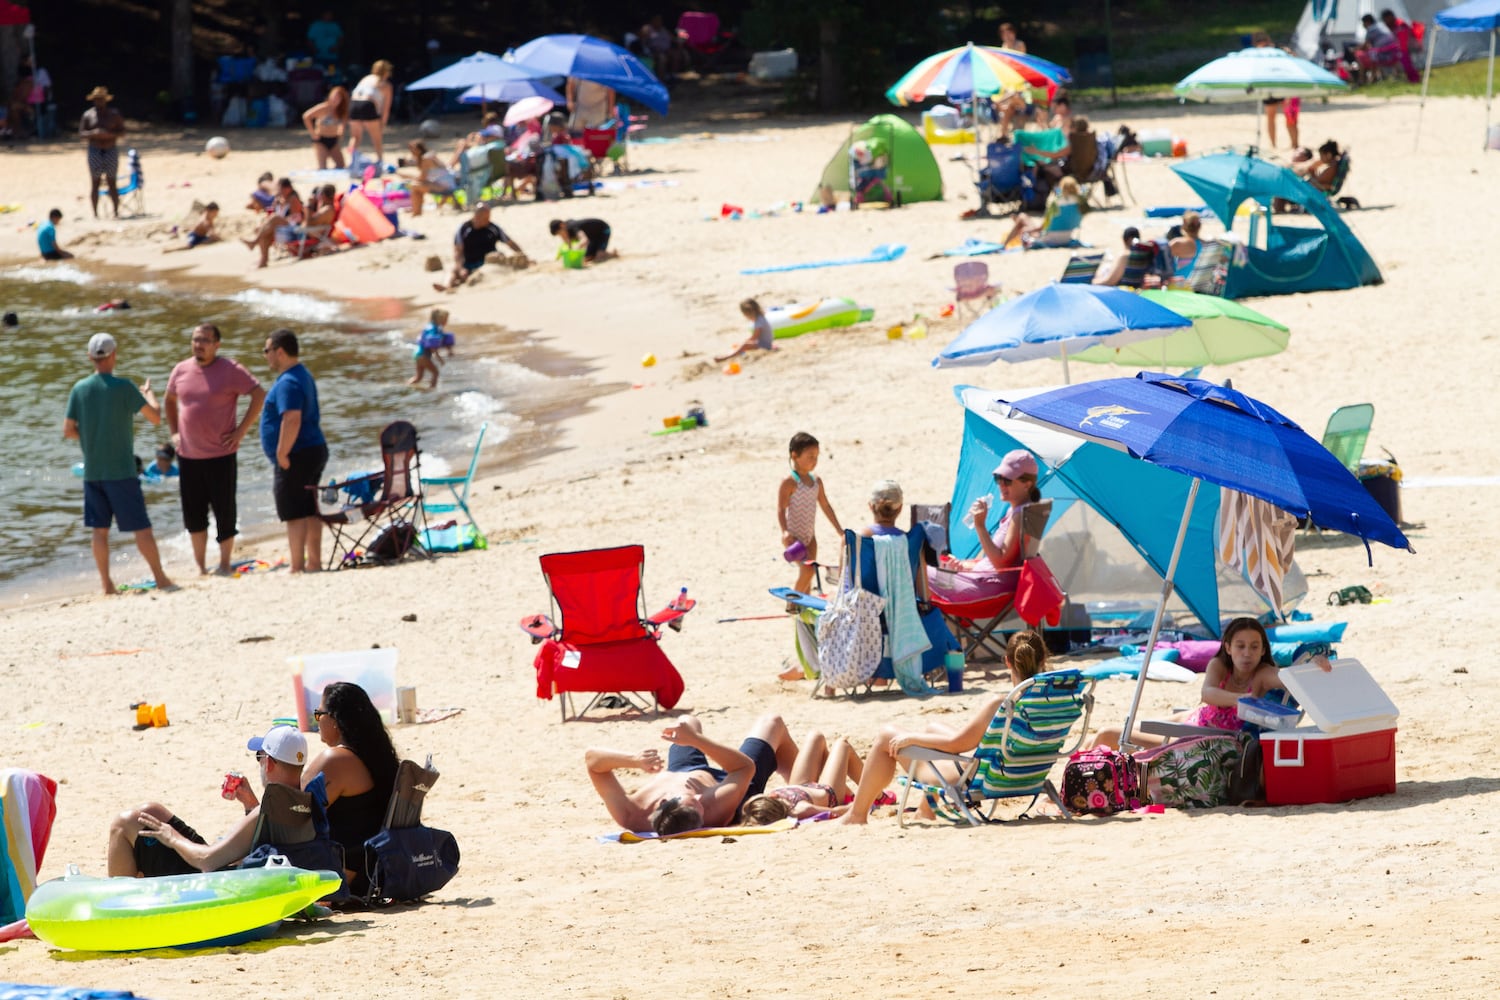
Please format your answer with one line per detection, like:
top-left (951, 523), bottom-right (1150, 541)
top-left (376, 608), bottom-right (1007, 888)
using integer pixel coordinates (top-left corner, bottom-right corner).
top-left (1171, 152), bottom-right (1382, 299)
top-left (949, 385), bottom-right (1307, 636)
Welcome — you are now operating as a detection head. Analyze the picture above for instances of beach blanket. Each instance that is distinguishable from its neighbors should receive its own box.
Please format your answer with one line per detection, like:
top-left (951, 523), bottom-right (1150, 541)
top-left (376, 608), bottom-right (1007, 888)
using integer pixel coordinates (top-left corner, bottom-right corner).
top-left (740, 243), bottom-right (905, 275)
top-left (419, 522), bottom-right (486, 553)
top-left (872, 535), bottom-right (930, 694)
top-left (1, 768), bottom-right (58, 941)
top-left (941, 237), bottom-right (1007, 257)
top-left (598, 817), bottom-right (797, 843)
top-left (0, 987), bottom-right (146, 999)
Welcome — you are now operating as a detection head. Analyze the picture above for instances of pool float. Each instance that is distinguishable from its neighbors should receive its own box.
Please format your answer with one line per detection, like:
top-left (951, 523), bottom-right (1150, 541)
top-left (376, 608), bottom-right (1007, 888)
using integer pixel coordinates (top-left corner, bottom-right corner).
top-left (764, 298), bottom-right (875, 339)
top-left (26, 859), bottom-right (342, 951)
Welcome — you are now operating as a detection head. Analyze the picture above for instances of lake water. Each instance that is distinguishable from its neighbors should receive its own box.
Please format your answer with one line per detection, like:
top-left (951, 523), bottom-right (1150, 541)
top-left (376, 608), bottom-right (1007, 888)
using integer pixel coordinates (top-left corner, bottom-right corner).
top-left (0, 261), bottom-right (588, 601)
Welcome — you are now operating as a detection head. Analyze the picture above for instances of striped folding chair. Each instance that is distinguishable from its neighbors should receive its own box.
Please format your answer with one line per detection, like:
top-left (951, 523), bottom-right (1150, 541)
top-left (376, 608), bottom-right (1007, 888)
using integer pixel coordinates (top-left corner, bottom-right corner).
top-left (1059, 252), bottom-right (1104, 283)
top-left (897, 669), bottom-right (1095, 825)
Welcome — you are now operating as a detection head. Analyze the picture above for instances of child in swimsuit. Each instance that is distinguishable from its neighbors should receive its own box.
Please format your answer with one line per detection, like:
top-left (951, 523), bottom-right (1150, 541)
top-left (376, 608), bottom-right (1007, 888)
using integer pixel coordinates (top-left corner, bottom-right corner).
top-left (715, 298), bottom-right (776, 363)
top-left (740, 731), bottom-right (864, 824)
top-left (409, 308), bottom-right (450, 389)
top-left (776, 432), bottom-right (844, 679)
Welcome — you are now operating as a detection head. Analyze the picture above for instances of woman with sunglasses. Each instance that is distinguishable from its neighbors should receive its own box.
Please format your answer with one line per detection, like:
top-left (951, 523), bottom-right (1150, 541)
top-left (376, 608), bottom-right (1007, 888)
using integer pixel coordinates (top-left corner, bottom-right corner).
top-left (241, 682), bottom-right (399, 893)
top-left (927, 450), bottom-right (1042, 602)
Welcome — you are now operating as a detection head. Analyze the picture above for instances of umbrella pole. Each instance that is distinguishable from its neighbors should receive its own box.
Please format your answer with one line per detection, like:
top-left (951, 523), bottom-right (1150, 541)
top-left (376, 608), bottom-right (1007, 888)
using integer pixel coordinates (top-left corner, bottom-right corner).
top-left (1060, 345), bottom-right (1072, 385)
top-left (1416, 29), bottom-right (1437, 151)
top-left (1487, 29), bottom-right (1496, 151)
top-left (1120, 477), bottom-right (1201, 751)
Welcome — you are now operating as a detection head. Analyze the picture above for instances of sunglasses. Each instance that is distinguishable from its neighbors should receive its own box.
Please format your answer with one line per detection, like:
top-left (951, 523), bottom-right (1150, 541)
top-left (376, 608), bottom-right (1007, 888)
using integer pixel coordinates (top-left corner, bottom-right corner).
top-left (994, 474), bottom-right (1035, 486)
top-left (312, 709), bottom-right (329, 721)
top-left (254, 750), bottom-right (267, 762)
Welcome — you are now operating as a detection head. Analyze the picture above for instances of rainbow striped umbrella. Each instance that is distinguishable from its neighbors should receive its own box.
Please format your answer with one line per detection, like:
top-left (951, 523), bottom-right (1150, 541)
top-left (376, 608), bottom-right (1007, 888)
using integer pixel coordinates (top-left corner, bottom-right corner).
top-left (886, 43), bottom-right (1071, 106)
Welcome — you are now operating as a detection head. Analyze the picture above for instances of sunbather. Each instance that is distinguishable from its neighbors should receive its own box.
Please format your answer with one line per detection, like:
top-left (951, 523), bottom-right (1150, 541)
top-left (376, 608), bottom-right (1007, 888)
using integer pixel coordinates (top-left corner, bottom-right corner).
top-left (837, 630), bottom-right (1050, 825)
top-left (999, 177), bottom-right (1082, 249)
top-left (1294, 140), bottom-right (1342, 193)
top-left (585, 713), bottom-right (797, 834)
top-left (740, 730), bottom-right (866, 824)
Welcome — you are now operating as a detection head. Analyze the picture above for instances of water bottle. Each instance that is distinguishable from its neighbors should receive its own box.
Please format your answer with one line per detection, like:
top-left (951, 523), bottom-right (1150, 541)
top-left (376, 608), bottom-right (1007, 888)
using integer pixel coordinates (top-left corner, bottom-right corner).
top-left (320, 478), bottom-right (338, 506)
top-left (673, 587), bottom-right (688, 610)
top-left (961, 497), bottom-right (984, 530)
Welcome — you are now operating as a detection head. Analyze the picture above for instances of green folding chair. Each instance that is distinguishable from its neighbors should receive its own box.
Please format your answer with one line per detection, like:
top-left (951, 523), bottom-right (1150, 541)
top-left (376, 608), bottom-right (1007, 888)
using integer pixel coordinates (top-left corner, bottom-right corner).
top-left (421, 422), bottom-right (486, 536)
top-left (897, 668), bottom-right (1095, 825)
top-left (1321, 403), bottom-right (1373, 474)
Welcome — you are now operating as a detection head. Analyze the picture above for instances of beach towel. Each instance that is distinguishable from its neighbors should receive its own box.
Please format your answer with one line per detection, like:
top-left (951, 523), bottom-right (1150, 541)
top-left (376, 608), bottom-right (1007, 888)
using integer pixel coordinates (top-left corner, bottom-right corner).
top-left (941, 237), bottom-right (1007, 257)
top-left (1217, 487), bottom-right (1297, 614)
top-left (740, 243), bottom-right (905, 275)
top-left (1081, 650), bottom-right (1194, 682)
top-left (1, 768), bottom-right (58, 941)
top-left (598, 817), bottom-right (797, 843)
top-left (872, 535), bottom-right (930, 695)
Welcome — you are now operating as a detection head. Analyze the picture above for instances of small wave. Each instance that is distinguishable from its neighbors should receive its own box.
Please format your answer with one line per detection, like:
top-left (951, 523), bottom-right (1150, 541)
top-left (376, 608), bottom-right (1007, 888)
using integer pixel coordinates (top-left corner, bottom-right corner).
top-left (451, 390), bottom-right (504, 419)
top-left (5, 264), bottom-right (94, 285)
top-left (223, 288), bottom-right (344, 323)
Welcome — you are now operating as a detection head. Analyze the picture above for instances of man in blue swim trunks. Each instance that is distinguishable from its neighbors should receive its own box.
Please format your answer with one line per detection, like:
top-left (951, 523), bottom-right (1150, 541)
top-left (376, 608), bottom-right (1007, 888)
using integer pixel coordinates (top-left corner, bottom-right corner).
top-left (586, 714), bottom-right (797, 835)
top-left (64, 333), bottom-right (175, 595)
top-left (433, 202), bottom-right (528, 292)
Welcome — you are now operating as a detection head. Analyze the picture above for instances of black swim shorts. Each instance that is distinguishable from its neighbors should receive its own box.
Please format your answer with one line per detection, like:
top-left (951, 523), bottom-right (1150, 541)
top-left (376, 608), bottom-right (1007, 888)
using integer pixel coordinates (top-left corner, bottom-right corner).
top-left (132, 815), bottom-right (207, 877)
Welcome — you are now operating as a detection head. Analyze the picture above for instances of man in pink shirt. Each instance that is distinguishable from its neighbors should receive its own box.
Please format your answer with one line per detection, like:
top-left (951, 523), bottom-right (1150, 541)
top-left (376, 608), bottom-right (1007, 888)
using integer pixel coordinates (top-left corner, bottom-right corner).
top-left (164, 323), bottom-right (266, 575)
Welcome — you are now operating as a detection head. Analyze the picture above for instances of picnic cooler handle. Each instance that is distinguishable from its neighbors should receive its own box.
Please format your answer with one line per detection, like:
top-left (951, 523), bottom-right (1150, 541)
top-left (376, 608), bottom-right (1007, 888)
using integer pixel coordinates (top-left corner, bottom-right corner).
top-left (1272, 737), bottom-right (1304, 768)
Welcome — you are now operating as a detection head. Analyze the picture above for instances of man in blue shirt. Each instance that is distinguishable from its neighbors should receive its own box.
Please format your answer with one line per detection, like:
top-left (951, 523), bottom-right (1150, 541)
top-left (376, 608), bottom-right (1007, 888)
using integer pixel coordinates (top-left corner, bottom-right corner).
top-left (260, 328), bottom-right (328, 572)
top-left (306, 11), bottom-right (343, 67)
top-left (63, 333), bottom-right (175, 594)
top-left (37, 209), bottom-right (74, 260)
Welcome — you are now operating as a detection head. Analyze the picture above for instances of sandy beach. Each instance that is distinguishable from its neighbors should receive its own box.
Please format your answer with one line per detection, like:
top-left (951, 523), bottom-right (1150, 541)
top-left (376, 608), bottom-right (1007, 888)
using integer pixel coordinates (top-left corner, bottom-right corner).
top-left (3, 89), bottom-right (1500, 998)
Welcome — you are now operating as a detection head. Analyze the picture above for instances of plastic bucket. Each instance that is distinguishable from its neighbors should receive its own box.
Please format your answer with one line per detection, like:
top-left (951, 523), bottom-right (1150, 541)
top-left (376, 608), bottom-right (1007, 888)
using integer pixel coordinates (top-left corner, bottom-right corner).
top-left (558, 247), bottom-right (585, 269)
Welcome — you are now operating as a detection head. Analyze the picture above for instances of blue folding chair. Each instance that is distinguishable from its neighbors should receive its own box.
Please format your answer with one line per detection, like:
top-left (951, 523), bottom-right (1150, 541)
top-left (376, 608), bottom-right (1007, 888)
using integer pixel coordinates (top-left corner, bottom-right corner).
top-left (98, 148), bottom-right (144, 217)
top-left (421, 421), bottom-right (486, 536)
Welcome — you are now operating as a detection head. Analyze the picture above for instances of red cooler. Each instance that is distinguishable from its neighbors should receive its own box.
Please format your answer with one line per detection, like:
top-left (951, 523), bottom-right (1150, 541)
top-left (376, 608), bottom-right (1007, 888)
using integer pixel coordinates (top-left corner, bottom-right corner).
top-left (1260, 659), bottom-right (1398, 805)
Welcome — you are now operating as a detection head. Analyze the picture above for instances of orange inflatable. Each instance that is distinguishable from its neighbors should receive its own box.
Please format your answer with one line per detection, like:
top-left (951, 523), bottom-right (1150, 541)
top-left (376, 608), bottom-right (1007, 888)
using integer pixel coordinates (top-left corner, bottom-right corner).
top-left (336, 189), bottom-right (396, 245)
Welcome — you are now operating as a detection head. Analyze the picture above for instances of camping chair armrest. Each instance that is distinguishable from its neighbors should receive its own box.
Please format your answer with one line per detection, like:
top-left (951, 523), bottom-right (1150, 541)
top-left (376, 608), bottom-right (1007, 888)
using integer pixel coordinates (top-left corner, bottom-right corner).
top-left (420, 475), bottom-right (466, 486)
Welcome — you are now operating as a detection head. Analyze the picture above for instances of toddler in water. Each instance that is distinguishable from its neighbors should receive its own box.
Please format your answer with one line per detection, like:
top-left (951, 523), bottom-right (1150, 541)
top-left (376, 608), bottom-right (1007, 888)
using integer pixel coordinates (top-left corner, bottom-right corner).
top-left (141, 444), bottom-right (178, 482)
top-left (715, 298), bottom-right (775, 363)
top-left (409, 308), bottom-right (453, 388)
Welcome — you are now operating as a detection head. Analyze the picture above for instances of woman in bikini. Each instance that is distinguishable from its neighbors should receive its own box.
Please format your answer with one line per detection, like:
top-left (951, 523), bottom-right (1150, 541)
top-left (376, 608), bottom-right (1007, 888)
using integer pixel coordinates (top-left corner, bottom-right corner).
top-left (347, 59), bottom-right (394, 164)
top-left (1168, 210), bottom-right (1205, 287)
top-left (400, 140), bottom-right (458, 217)
top-left (302, 86), bottom-right (350, 170)
top-left (740, 730), bottom-right (870, 824)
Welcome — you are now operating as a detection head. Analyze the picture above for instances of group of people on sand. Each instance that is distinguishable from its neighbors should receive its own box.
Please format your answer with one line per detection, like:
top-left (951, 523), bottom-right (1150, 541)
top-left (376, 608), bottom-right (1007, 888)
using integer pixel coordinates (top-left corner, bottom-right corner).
top-left (431, 202), bottom-right (614, 293)
top-left (110, 680), bottom-right (399, 906)
top-left (589, 613), bottom-right (1326, 834)
top-left (63, 321), bottom-right (332, 594)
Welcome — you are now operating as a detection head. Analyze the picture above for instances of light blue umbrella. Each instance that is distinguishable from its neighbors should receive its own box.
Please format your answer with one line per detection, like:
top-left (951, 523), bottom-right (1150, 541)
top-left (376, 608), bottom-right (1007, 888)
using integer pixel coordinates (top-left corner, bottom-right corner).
top-left (406, 51), bottom-right (540, 92)
top-left (992, 372), bottom-right (1411, 746)
top-left (933, 283), bottom-right (1191, 383)
top-left (1175, 47), bottom-right (1348, 145)
top-left (458, 78), bottom-right (565, 106)
top-left (509, 34), bottom-right (669, 115)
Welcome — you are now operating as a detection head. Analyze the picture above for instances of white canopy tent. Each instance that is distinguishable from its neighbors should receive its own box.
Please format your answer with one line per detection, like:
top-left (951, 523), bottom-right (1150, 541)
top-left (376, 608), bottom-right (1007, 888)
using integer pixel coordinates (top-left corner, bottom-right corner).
top-left (1294, 0), bottom-right (1494, 66)
top-left (1415, 0), bottom-right (1500, 148)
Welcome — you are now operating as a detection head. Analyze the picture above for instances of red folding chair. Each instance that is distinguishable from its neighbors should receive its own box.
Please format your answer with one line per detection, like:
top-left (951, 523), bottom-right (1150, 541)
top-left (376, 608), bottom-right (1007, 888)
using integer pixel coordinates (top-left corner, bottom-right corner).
top-left (523, 545), bottom-right (691, 722)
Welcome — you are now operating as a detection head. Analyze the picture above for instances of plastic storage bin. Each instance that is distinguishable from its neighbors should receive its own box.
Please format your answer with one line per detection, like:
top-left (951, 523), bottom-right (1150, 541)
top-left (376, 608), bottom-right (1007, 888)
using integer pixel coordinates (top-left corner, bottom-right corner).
top-left (1259, 659), bottom-right (1398, 805)
top-left (749, 49), bottom-right (798, 81)
top-left (1237, 695), bottom-right (1302, 730)
top-left (1139, 128), bottom-right (1173, 157)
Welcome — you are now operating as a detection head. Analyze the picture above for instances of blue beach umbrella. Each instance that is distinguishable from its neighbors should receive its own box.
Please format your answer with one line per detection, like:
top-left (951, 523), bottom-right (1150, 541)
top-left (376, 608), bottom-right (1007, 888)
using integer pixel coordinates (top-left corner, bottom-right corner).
top-left (992, 372), bottom-right (1412, 746)
top-left (406, 51), bottom-right (540, 93)
top-left (458, 78), bottom-right (565, 106)
top-left (933, 283), bottom-right (1192, 383)
top-left (509, 34), bottom-right (670, 115)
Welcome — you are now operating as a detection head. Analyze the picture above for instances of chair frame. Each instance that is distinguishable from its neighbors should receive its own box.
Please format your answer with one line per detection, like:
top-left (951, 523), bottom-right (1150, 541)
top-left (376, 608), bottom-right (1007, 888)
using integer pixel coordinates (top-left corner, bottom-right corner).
top-left (317, 420), bottom-right (431, 571)
top-left (1320, 403), bottom-right (1374, 475)
top-left (952, 261), bottom-right (1000, 322)
top-left (898, 669), bottom-right (1096, 825)
top-left (926, 500), bottom-right (1053, 663)
top-left (421, 421), bottom-right (486, 537)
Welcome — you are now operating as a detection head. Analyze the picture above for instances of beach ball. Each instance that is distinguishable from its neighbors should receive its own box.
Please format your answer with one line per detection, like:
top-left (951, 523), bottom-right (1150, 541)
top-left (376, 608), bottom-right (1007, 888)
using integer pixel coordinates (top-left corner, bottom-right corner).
top-left (205, 136), bottom-right (230, 158)
top-left (419, 119), bottom-right (442, 139)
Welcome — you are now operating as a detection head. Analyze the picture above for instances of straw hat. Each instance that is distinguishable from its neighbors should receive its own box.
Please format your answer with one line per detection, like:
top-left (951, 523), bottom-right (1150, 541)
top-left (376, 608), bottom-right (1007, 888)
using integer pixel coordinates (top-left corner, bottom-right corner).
top-left (86, 86), bottom-right (113, 103)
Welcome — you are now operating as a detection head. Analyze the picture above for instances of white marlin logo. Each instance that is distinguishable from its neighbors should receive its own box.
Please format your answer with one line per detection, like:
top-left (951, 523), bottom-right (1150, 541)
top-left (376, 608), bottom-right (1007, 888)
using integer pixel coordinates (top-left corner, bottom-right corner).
top-left (1080, 404), bottom-right (1146, 430)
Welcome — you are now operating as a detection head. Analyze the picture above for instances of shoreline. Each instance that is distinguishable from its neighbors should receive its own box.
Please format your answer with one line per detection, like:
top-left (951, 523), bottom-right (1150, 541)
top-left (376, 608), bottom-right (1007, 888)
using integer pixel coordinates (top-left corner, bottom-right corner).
top-left (3, 96), bottom-right (1498, 997)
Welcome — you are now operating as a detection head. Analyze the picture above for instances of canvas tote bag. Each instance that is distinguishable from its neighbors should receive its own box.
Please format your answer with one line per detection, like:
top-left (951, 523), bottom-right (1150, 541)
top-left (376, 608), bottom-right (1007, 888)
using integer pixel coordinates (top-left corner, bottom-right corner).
top-left (815, 534), bottom-right (885, 689)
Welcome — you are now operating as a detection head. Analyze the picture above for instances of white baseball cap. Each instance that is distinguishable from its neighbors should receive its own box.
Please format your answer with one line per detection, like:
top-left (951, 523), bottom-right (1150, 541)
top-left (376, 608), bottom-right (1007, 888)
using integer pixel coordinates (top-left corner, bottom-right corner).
top-left (87, 333), bottom-right (117, 359)
top-left (246, 724), bottom-right (308, 766)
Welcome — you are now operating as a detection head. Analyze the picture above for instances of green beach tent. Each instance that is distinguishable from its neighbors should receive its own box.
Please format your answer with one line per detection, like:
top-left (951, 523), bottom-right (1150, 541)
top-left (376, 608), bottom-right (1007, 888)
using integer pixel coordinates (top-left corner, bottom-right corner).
top-left (813, 114), bottom-right (943, 206)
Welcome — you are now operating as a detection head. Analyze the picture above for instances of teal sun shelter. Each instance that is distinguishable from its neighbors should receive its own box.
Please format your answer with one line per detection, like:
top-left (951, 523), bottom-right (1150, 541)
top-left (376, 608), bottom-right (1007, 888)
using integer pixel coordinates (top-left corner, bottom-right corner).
top-left (1171, 152), bottom-right (1382, 299)
top-left (948, 385), bottom-right (1308, 636)
top-left (813, 114), bottom-right (944, 206)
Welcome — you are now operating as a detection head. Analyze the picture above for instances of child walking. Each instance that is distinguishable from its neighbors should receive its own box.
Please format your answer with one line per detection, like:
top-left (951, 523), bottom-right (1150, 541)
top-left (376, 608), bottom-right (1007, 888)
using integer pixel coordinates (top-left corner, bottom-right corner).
top-left (410, 308), bottom-right (451, 388)
top-left (776, 433), bottom-right (841, 679)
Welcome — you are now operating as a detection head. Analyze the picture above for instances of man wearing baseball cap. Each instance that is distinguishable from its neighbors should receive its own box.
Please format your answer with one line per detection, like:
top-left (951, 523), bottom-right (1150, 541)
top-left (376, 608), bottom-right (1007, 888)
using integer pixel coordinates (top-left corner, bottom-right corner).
top-left (106, 725), bottom-right (309, 877)
top-left (64, 333), bottom-right (175, 595)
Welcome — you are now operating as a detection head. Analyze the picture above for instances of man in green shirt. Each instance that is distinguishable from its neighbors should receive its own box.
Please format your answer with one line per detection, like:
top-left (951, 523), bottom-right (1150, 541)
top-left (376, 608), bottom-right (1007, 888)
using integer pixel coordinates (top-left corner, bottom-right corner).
top-left (63, 333), bottom-right (176, 595)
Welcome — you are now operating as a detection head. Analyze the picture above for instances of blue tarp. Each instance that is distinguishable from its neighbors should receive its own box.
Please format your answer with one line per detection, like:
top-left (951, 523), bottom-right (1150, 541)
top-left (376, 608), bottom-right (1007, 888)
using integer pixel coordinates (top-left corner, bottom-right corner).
top-left (1171, 153), bottom-right (1382, 298)
top-left (1437, 0), bottom-right (1500, 32)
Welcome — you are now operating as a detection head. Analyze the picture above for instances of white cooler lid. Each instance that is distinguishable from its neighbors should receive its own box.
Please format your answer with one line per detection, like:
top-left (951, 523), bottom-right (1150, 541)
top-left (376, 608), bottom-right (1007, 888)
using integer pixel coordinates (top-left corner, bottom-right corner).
top-left (1280, 658), bottom-right (1398, 735)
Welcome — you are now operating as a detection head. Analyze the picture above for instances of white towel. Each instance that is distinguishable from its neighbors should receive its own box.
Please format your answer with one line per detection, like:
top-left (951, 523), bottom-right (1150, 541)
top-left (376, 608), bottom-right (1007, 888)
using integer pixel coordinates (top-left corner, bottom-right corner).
top-left (873, 534), bottom-right (932, 694)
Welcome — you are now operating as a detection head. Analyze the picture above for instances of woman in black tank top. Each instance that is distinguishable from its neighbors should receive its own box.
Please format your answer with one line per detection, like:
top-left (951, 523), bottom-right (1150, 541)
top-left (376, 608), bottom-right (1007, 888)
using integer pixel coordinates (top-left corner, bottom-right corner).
top-left (305, 681), bottom-right (400, 891)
